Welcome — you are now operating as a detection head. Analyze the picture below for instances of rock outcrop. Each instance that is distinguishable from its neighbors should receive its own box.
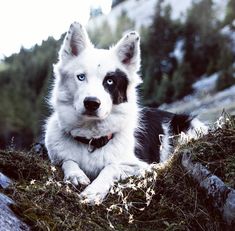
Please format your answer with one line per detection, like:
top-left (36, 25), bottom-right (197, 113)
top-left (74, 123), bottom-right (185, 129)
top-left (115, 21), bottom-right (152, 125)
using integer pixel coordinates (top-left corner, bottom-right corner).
top-left (0, 172), bottom-right (30, 231)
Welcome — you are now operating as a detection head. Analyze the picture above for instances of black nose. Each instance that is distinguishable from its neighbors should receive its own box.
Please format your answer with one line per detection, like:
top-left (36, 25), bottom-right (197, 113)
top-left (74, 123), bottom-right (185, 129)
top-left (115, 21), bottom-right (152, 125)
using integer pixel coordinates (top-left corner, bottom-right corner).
top-left (83, 97), bottom-right (101, 111)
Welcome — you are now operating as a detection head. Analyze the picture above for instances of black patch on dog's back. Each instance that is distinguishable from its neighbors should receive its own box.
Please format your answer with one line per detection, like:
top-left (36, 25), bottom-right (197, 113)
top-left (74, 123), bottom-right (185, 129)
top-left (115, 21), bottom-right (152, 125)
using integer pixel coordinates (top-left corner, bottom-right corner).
top-left (103, 69), bottom-right (128, 104)
top-left (135, 108), bottom-right (193, 164)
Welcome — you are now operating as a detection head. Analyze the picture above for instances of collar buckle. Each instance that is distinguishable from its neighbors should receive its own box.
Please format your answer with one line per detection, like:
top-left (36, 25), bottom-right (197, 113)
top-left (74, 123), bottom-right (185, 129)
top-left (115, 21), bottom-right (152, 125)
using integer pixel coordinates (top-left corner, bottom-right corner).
top-left (88, 138), bottom-right (95, 153)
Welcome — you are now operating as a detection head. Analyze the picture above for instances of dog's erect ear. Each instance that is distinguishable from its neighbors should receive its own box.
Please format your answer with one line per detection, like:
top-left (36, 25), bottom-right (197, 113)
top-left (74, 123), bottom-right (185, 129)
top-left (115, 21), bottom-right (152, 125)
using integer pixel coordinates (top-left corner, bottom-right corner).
top-left (59, 22), bottom-right (92, 62)
top-left (114, 31), bottom-right (140, 71)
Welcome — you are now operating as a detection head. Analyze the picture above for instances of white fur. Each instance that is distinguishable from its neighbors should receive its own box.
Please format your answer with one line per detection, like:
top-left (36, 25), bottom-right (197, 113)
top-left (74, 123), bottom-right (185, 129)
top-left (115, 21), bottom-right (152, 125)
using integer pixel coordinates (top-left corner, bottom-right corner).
top-left (160, 122), bottom-right (172, 163)
top-left (180, 118), bottom-right (209, 143)
top-left (189, 118), bottom-right (208, 137)
top-left (45, 22), bottom-right (147, 204)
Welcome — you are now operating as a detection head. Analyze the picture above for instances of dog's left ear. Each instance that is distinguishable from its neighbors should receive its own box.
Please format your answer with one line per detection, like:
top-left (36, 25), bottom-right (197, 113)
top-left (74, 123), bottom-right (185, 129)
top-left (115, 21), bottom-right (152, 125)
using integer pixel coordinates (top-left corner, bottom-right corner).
top-left (114, 31), bottom-right (140, 72)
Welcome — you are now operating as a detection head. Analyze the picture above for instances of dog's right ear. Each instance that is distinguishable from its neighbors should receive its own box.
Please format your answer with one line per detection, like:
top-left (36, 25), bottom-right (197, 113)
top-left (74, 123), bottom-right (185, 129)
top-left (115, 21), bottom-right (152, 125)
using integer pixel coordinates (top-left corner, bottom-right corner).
top-left (113, 31), bottom-right (140, 72)
top-left (59, 22), bottom-right (92, 62)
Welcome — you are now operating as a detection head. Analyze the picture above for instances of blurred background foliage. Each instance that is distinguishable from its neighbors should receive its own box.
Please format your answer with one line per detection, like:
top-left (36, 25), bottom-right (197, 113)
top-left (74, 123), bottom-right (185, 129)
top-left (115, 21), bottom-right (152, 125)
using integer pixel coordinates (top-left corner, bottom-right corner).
top-left (0, 38), bottom-right (61, 148)
top-left (0, 0), bottom-right (234, 149)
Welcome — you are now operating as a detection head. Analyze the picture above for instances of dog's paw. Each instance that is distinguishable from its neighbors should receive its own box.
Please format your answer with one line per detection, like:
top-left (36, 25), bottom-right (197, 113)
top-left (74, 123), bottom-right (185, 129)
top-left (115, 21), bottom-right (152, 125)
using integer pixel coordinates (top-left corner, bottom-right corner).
top-left (62, 160), bottom-right (91, 186)
top-left (79, 187), bottom-right (108, 205)
top-left (64, 171), bottom-right (90, 186)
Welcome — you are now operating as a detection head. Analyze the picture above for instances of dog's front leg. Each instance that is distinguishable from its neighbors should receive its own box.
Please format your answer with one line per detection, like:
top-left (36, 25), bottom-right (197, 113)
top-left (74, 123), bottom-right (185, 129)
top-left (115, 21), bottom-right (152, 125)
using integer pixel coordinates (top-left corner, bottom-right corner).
top-left (80, 163), bottom-right (146, 204)
top-left (62, 160), bottom-right (90, 186)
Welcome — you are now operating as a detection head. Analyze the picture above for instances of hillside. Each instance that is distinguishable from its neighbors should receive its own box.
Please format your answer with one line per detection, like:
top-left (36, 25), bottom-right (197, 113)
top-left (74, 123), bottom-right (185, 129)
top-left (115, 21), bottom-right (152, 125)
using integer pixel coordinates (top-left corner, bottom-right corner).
top-left (88, 0), bottom-right (227, 30)
top-left (160, 75), bottom-right (235, 123)
top-left (0, 115), bottom-right (234, 230)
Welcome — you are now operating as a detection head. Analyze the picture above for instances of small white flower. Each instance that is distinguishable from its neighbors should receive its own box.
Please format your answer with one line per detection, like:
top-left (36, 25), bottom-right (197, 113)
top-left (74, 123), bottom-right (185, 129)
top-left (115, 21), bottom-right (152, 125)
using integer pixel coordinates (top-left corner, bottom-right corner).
top-left (117, 190), bottom-right (124, 197)
top-left (30, 179), bottom-right (36, 185)
top-left (65, 185), bottom-right (72, 193)
top-left (146, 200), bottom-right (151, 206)
top-left (45, 177), bottom-right (53, 186)
top-left (109, 221), bottom-right (114, 229)
top-left (137, 182), bottom-right (143, 188)
top-left (45, 181), bottom-right (51, 186)
top-left (124, 203), bottom-right (129, 211)
top-left (56, 182), bottom-right (62, 187)
top-left (80, 198), bottom-right (89, 204)
top-left (142, 179), bottom-right (148, 188)
top-left (128, 214), bottom-right (134, 224)
top-left (146, 187), bottom-right (151, 193)
top-left (118, 207), bottom-right (123, 214)
top-left (153, 171), bottom-right (158, 180)
top-left (94, 197), bottom-right (102, 205)
top-left (110, 204), bottom-right (117, 210)
top-left (123, 196), bottom-right (128, 204)
top-left (51, 166), bottom-right (56, 172)
top-left (64, 180), bottom-right (71, 184)
top-left (110, 187), bottom-right (115, 194)
top-left (215, 115), bottom-right (230, 129)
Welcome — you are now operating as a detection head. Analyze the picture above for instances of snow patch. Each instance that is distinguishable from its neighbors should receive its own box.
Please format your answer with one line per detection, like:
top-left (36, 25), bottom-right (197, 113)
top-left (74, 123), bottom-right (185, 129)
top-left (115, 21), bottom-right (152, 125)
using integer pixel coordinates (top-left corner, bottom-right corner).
top-left (88, 0), bottom-right (157, 30)
top-left (193, 73), bottom-right (219, 94)
top-left (171, 39), bottom-right (184, 63)
top-left (221, 23), bottom-right (235, 52)
top-left (88, 0), bottom-right (193, 31)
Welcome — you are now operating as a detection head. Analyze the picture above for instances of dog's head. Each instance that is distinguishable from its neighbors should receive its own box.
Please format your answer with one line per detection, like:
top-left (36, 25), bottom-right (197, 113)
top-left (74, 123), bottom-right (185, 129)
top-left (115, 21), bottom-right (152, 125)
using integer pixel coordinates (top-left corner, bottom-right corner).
top-left (52, 22), bottom-right (141, 124)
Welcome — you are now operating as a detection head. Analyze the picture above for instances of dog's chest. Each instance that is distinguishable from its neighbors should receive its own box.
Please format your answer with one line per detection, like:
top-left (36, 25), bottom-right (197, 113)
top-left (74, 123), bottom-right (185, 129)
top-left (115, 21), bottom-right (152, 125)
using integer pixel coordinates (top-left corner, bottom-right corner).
top-left (80, 150), bottom-right (107, 177)
top-left (72, 135), bottom-right (135, 178)
top-left (73, 145), bottom-right (116, 178)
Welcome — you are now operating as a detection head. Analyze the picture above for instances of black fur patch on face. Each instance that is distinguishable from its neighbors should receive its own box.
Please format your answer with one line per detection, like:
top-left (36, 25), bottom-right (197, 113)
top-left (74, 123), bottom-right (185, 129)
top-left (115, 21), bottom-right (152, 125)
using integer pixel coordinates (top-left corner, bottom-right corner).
top-left (103, 69), bottom-right (129, 104)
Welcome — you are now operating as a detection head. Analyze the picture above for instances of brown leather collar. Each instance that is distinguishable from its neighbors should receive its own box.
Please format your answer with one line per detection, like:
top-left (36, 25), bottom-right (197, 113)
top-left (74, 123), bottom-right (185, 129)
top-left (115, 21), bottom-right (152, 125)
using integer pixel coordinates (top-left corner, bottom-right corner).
top-left (73, 134), bottom-right (113, 152)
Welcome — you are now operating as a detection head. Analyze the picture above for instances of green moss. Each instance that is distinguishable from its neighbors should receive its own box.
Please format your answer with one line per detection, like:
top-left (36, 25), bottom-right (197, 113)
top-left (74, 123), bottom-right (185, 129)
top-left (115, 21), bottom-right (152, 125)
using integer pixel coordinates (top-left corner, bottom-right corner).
top-left (0, 150), bottom-right (55, 181)
top-left (187, 115), bottom-right (235, 188)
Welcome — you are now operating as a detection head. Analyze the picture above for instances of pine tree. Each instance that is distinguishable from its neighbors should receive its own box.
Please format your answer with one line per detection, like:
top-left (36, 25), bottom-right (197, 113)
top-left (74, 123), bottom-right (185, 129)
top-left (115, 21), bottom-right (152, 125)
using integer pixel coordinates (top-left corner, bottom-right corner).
top-left (0, 37), bottom-right (60, 149)
top-left (224, 0), bottom-right (235, 26)
top-left (183, 0), bottom-right (217, 77)
top-left (172, 62), bottom-right (193, 100)
top-left (141, 0), bottom-right (181, 105)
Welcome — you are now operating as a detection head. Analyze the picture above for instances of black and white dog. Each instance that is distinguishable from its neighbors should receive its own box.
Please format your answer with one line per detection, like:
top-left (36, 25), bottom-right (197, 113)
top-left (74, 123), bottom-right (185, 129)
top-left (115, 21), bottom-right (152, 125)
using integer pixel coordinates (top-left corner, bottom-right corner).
top-left (45, 22), bottom-right (207, 203)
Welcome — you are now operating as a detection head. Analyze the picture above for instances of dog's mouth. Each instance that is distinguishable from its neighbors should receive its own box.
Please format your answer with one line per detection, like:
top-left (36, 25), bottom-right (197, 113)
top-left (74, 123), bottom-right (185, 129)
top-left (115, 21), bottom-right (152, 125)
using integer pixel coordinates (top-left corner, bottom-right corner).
top-left (83, 111), bottom-right (97, 116)
top-left (82, 110), bottom-right (109, 120)
top-left (83, 111), bottom-right (99, 118)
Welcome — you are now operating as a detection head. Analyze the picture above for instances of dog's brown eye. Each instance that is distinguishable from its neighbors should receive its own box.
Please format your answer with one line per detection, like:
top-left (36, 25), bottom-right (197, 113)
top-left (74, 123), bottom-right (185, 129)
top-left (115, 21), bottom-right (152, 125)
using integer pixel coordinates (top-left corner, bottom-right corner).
top-left (77, 73), bottom-right (86, 81)
top-left (106, 78), bottom-right (114, 85)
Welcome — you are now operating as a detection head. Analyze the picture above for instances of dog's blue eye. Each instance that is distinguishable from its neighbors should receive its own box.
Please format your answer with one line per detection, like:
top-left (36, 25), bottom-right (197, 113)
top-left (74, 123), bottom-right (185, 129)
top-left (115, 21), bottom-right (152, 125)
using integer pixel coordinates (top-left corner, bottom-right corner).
top-left (106, 79), bottom-right (114, 85)
top-left (77, 74), bottom-right (86, 81)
